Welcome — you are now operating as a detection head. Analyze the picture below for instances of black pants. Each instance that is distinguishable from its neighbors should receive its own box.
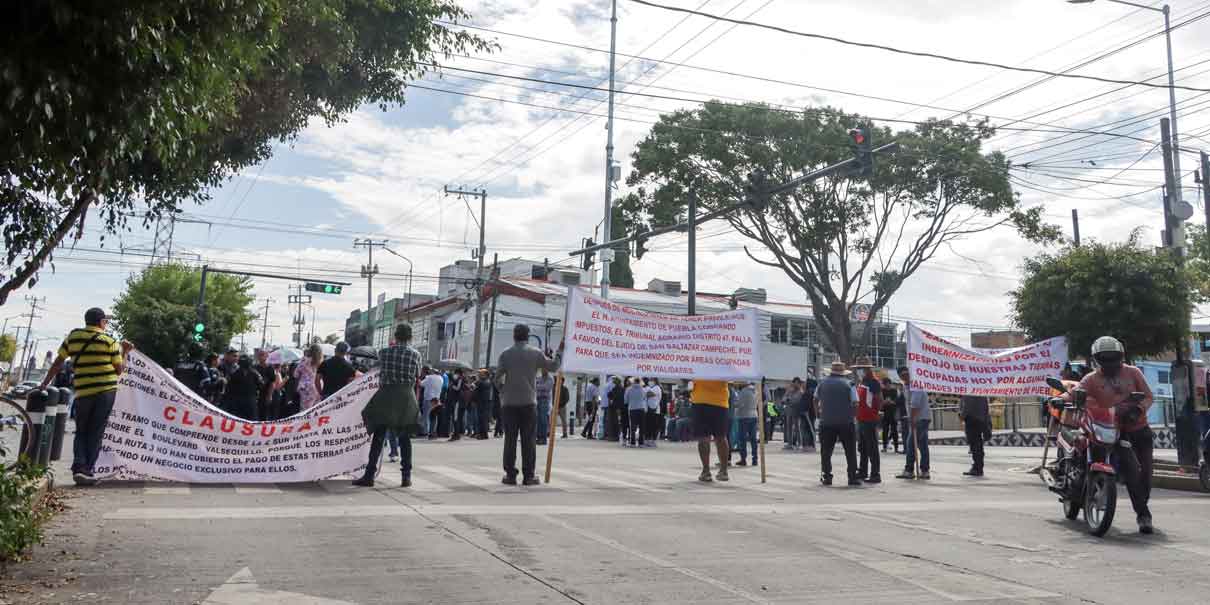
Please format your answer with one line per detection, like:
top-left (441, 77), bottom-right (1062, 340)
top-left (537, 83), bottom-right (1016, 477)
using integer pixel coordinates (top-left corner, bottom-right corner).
top-left (628, 409), bottom-right (646, 445)
top-left (819, 423), bottom-right (857, 480)
top-left (605, 406), bottom-right (620, 441)
top-left (452, 400), bottom-right (466, 436)
top-left (800, 412), bottom-right (815, 448)
top-left (581, 403), bottom-right (597, 438)
top-left (363, 426), bottom-right (412, 480)
top-left (881, 407), bottom-right (899, 449)
top-left (1119, 426), bottom-right (1154, 519)
top-left (477, 399), bottom-right (492, 437)
top-left (964, 417), bottom-right (988, 472)
top-left (858, 420), bottom-right (880, 478)
top-left (502, 405), bottom-right (537, 479)
top-left (493, 403), bottom-right (503, 436)
top-left (72, 390), bottom-right (116, 475)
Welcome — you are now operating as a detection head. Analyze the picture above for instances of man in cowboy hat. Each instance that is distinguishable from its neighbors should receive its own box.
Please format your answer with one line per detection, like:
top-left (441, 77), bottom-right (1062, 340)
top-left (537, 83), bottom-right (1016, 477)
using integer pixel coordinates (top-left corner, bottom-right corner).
top-left (814, 360), bottom-right (861, 486)
top-left (851, 357), bottom-right (882, 484)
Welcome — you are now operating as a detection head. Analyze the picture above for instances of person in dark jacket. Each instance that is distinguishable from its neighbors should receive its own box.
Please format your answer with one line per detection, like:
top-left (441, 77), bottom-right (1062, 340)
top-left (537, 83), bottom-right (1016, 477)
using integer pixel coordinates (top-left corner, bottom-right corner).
top-left (959, 395), bottom-right (991, 476)
top-left (354, 324), bottom-right (421, 488)
top-left (474, 368), bottom-right (494, 439)
top-left (221, 356), bottom-right (263, 420)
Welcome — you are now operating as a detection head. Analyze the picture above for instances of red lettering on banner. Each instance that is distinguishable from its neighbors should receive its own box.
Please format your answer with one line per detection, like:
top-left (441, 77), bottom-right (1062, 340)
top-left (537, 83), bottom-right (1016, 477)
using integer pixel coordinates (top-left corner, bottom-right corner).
top-left (241, 423), bottom-right (255, 436)
top-left (220, 418), bottom-right (237, 433)
top-left (317, 416), bottom-right (331, 427)
top-left (199, 415), bottom-right (215, 430)
top-left (260, 425), bottom-right (276, 437)
top-left (181, 410), bottom-right (194, 426)
top-left (297, 422), bottom-right (311, 432)
top-left (164, 406), bottom-right (177, 421)
top-left (280, 424), bottom-right (294, 435)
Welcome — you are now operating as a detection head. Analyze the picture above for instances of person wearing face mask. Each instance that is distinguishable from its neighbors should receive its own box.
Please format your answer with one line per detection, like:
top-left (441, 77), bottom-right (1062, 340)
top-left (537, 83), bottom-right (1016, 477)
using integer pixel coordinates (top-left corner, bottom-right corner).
top-left (1071, 336), bottom-right (1155, 534)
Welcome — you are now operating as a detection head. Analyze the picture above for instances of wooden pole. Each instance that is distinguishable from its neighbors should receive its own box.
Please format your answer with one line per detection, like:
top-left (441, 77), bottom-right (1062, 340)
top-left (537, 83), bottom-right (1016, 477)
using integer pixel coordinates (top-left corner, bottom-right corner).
top-left (757, 379), bottom-right (767, 483)
top-left (544, 372), bottom-right (564, 483)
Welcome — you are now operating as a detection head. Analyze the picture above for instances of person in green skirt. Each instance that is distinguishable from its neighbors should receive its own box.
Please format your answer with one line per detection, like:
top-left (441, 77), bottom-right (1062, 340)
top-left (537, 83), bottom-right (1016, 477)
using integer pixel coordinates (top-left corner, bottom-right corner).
top-left (354, 323), bottom-right (422, 488)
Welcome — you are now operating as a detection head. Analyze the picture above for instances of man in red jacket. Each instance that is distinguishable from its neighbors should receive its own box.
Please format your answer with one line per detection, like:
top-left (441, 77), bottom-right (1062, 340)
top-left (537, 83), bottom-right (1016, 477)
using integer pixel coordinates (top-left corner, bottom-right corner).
top-left (853, 360), bottom-right (882, 483)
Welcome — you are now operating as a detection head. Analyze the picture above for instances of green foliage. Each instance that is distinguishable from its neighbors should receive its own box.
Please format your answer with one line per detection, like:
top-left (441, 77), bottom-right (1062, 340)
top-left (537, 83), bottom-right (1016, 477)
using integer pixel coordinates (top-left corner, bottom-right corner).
top-left (1184, 224), bottom-right (1210, 303)
top-left (112, 264), bottom-right (256, 367)
top-left (0, 334), bottom-right (15, 364)
top-left (618, 102), bottom-right (1058, 359)
top-left (0, 1), bottom-right (492, 304)
top-left (1011, 235), bottom-right (1193, 360)
top-left (609, 205), bottom-right (635, 289)
top-left (0, 458), bottom-right (50, 565)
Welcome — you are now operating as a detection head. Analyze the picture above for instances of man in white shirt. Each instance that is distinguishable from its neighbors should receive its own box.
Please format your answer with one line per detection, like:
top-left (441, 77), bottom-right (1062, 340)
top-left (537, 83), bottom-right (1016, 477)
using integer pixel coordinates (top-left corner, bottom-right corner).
top-left (643, 379), bottom-right (662, 448)
top-left (420, 368), bottom-right (445, 440)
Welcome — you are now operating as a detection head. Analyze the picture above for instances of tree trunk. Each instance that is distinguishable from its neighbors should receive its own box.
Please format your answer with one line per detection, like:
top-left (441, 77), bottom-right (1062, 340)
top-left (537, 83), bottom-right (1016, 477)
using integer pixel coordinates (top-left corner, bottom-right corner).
top-left (0, 193), bottom-right (93, 306)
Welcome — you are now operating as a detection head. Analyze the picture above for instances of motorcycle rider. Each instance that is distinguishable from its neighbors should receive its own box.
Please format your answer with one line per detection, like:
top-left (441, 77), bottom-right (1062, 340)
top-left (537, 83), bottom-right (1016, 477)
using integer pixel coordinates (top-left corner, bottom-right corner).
top-left (1071, 336), bottom-right (1155, 534)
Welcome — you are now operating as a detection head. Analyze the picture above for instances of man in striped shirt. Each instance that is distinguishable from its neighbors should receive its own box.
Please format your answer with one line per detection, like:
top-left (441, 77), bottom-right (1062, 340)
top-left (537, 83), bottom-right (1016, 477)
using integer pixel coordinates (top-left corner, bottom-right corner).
top-left (40, 307), bottom-right (128, 486)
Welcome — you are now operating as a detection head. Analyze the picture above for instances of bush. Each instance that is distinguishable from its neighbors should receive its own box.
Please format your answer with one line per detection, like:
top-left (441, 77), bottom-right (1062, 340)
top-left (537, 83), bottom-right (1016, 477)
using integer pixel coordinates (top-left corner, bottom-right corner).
top-left (0, 457), bottom-right (50, 565)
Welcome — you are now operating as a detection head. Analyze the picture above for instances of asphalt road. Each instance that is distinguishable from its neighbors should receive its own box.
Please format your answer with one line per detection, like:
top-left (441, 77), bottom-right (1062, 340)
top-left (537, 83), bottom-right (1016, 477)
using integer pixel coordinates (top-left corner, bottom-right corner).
top-left (7, 435), bottom-right (1210, 604)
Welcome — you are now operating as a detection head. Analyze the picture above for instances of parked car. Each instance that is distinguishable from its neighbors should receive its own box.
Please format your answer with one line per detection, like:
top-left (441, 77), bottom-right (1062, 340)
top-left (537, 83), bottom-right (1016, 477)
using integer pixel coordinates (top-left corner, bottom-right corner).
top-left (7, 381), bottom-right (39, 399)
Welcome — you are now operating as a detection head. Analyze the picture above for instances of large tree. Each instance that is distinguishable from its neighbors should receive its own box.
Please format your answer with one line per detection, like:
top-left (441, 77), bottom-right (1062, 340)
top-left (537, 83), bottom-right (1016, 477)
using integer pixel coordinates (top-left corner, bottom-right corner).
top-left (0, 334), bottom-right (15, 365)
top-left (0, 1), bottom-right (490, 305)
top-left (112, 264), bottom-right (256, 368)
top-left (618, 102), bottom-right (1056, 360)
top-left (1011, 234), bottom-right (1193, 360)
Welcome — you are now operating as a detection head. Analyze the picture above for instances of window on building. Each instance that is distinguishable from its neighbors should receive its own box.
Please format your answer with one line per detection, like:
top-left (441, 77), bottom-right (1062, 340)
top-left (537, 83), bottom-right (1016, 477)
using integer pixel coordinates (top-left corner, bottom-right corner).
top-left (435, 321), bottom-right (446, 341)
top-left (532, 264), bottom-right (548, 280)
top-left (789, 319), bottom-right (810, 347)
top-left (770, 316), bottom-right (788, 344)
top-left (1158, 370), bottom-right (1171, 384)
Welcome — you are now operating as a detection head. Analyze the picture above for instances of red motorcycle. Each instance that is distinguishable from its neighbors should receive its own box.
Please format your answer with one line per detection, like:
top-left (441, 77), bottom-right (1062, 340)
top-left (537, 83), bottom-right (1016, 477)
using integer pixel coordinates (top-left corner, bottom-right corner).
top-left (1040, 377), bottom-right (1144, 537)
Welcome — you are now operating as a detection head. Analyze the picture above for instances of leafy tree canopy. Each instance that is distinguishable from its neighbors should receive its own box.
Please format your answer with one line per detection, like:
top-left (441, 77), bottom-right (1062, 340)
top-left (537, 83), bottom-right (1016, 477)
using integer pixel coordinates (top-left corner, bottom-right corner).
top-left (112, 264), bottom-right (256, 367)
top-left (1011, 234), bottom-right (1193, 361)
top-left (0, 334), bottom-right (15, 365)
top-left (1, 0), bottom-right (491, 304)
top-left (618, 102), bottom-right (1057, 360)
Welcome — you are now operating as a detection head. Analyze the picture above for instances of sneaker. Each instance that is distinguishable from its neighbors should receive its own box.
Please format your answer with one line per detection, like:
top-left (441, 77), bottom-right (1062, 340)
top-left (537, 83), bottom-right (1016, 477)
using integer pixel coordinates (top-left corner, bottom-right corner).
top-left (388, 454), bottom-right (398, 463)
top-left (400, 474), bottom-right (412, 488)
top-left (522, 476), bottom-right (541, 486)
top-left (847, 477), bottom-right (863, 487)
top-left (1138, 515), bottom-right (1154, 534)
top-left (502, 475), bottom-right (518, 485)
top-left (351, 477), bottom-right (374, 487)
top-left (895, 471), bottom-right (915, 480)
top-left (736, 459), bottom-right (748, 466)
top-left (699, 470), bottom-right (713, 483)
top-left (820, 475), bottom-right (833, 486)
top-left (716, 469), bottom-right (729, 482)
top-left (866, 474), bottom-right (882, 484)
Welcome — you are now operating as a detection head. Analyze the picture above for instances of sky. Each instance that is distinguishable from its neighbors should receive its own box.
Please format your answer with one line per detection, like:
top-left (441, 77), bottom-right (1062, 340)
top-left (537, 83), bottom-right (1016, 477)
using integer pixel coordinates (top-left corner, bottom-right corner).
top-left (11, 0), bottom-right (1210, 356)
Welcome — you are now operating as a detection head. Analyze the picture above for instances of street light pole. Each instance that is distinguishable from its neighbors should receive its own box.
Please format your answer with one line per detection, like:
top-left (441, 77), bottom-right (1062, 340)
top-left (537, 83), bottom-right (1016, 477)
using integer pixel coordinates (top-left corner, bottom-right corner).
top-left (382, 247), bottom-right (414, 320)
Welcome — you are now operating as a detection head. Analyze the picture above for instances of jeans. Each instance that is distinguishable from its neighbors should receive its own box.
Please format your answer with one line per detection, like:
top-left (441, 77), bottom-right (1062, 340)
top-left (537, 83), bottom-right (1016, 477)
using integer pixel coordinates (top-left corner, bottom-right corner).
top-left (783, 403), bottom-right (799, 445)
top-left (881, 407), bottom-right (899, 450)
top-left (628, 409), bottom-right (646, 446)
top-left (904, 419), bottom-right (931, 474)
top-left (964, 417), bottom-right (988, 472)
top-left (418, 398), bottom-right (432, 436)
top-left (536, 400), bottom-right (551, 442)
top-left (72, 390), bottom-right (116, 475)
top-left (1196, 411), bottom-right (1210, 451)
top-left (386, 430), bottom-right (399, 457)
top-left (737, 417), bottom-right (758, 462)
top-left (502, 405), bottom-right (537, 479)
top-left (466, 403), bottom-right (478, 435)
top-left (1119, 426), bottom-right (1154, 519)
top-left (858, 420), bottom-right (880, 478)
top-left (819, 423), bottom-right (857, 480)
top-left (363, 426), bottom-right (412, 480)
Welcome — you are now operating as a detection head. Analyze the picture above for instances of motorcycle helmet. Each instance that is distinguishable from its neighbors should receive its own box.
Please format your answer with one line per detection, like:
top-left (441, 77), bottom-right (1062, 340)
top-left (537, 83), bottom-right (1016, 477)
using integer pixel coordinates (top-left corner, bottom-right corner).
top-left (1090, 336), bottom-right (1125, 371)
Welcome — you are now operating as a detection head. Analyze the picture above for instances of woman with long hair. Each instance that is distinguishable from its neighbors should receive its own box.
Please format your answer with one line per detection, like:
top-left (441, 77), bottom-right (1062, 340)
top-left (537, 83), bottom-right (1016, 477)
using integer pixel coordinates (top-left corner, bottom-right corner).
top-left (294, 344), bottom-right (324, 411)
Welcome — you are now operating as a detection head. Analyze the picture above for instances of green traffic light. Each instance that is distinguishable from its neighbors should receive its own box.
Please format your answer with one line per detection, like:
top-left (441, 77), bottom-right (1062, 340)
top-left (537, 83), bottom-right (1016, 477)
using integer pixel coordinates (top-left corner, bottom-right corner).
top-left (192, 333), bottom-right (203, 342)
top-left (324, 284), bottom-right (333, 293)
top-left (194, 322), bottom-right (205, 333)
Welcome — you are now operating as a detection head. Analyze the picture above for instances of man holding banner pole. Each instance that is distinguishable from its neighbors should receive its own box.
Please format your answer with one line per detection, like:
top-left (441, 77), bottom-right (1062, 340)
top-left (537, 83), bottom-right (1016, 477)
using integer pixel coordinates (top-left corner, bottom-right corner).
top-left (497, 324), bottom-right (562, 486)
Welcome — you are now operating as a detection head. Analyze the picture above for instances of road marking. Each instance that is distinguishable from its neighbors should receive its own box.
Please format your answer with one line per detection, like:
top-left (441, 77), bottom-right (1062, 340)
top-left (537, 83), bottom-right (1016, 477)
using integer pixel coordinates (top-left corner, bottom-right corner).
top-left (233, 484), bottom-right (284, 495)
top-left (427, 465), bottom-right (513, 493)
top-left (203, 567), bottom-right (356, 604)
top-left (473, 466), bottom-right (597, 491)
top-left (553, 467), bottom-right (668, 492)
top-left (634, 467), bottom-right (792, 493)
top-left (544, 516), bottom-right (773, 604)
top-left (144, 484), bottom-right (191, 496)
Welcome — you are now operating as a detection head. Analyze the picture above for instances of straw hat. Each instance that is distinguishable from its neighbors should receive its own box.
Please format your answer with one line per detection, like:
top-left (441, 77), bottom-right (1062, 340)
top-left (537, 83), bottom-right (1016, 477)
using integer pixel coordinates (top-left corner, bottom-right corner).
top-left (850, 356), bottom-right (875, 369)
top-left (829, 360), bottom-right (851, 376)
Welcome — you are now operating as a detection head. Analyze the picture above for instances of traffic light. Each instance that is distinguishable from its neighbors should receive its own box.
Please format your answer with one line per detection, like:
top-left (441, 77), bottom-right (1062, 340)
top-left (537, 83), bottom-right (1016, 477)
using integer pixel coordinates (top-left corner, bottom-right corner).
top-left (634, 228), bottom-right (650, 260)
top-left (193, 304), bottom-right (207, 343)
top-left (745, 171), bottom-right (771, 211)
top-left (305, 282), bottom-right (343, 294)
top-left (581, 238), bottom-right (596, 271)
top-left (849, 126), bottom-right (873, 176)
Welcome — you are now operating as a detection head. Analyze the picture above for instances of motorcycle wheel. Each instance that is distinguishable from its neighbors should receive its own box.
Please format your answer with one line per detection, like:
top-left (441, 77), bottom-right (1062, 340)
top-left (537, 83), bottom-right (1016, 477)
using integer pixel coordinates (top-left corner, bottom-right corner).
top-left (1063, 497), bottom-right (1080, 520)
top-left (1199, 461), bottom-right (1210, 493)
top-left (1083, 472), bottom-right (1116, 537)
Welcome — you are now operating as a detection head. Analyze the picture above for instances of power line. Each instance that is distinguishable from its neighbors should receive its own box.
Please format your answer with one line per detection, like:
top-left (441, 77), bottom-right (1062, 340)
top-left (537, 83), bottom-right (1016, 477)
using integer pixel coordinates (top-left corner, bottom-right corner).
top-left (627, 0), bottom-right (1210, 92)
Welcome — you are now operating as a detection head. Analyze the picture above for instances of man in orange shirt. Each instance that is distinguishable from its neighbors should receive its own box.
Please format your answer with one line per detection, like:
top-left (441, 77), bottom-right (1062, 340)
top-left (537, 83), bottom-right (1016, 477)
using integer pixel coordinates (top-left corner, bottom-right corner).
top-left (691, 379), bottom-right (731, 482)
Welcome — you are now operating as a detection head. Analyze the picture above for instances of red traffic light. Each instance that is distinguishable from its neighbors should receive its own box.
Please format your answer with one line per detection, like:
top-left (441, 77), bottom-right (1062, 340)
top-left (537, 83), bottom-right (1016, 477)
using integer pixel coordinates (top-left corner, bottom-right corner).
top-left (849, 129), bottom-right (865, 145)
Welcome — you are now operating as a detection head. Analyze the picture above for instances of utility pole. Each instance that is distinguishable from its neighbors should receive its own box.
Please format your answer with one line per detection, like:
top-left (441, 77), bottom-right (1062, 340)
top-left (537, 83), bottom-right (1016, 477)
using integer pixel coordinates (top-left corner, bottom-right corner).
top-left (687, 187), bottom-right (697, 316)
top-left (259, 298), bottom-right (275, 349)
top-left (354, 239), bottom-right (387, 328)
top-left (151, 212), bottom-right (177, 264)
top-left (484, 253), bottom-right (500, 369)
top-left (287, 285), bottom-right (312, 348)
top-left (601, 0), bottom-right (619, 303)
top-left (444, 186), bottom-right (488, 368)
top-left (1071, 209), bottom-right (1081, 247)
top-left (18, 297), bottom-right (44, 381)
top-left (1201, 151), bottom-right (1210, 258)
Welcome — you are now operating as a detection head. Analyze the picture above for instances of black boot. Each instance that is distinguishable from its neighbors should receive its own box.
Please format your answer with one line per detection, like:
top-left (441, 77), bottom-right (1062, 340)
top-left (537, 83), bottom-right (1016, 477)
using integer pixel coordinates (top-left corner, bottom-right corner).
top-left (400, 472), bottom-right (412, 488)
top-left (352, 476), bottom-right (374, 487)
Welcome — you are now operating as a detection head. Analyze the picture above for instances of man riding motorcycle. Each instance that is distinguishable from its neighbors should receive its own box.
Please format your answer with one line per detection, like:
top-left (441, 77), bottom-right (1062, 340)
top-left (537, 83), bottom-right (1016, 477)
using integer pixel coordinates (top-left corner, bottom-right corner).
top-left (1067, 336), bottom-right (1155, 534)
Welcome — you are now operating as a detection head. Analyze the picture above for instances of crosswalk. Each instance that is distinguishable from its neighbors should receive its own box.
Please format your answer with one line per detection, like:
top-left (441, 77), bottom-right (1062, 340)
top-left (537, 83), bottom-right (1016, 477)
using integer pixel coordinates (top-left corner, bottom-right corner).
top-left (132, 464), bottom-right (839, 497)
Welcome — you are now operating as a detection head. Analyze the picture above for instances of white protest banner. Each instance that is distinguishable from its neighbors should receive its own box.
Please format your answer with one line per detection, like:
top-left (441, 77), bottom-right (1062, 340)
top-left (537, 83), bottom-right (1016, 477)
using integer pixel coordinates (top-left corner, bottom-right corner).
top-left (561, 286), bottom-right (761, 380)
top-left (905, 323), bottom-right (1067, 397)
top-left (94, 350), bottom-right (374, 483)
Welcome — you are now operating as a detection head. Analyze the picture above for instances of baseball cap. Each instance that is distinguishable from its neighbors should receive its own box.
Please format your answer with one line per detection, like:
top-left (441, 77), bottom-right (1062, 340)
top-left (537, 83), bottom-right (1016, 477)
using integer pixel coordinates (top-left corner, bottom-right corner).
top-left (84, 307), bottom-right (107, 325)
